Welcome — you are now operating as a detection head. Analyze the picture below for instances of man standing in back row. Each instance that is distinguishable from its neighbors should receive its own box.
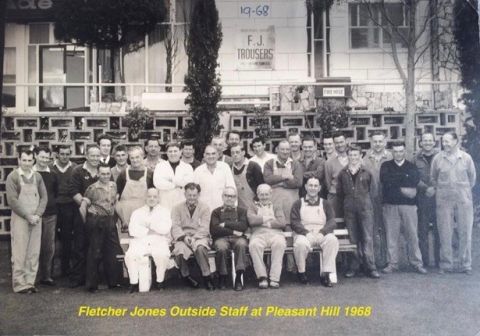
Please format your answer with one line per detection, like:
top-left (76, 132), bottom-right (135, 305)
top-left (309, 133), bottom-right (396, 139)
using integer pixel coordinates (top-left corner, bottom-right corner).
top-left (380, 142), bottom-right (426, 275)
top-left (431, 132), bottom-right (476, 274)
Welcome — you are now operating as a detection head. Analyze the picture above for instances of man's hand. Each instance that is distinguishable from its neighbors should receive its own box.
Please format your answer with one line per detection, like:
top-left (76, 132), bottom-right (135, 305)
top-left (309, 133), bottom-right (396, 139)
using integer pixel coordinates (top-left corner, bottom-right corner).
top-left (281, 170), bottom-right (294, 180)
top-left (121, 223), bottom-right (129, 233)
top-left (306, 232), bottom-right (319, 241)
top-left (79, 204), bottom-right (87, 223)
top-left (425, 187), bottom-right (435, 198)
top-left (184, 236), bottom-right (193, 246)
top-left (219, 222), bottom-right (225, 228)
top-left (400, 187), bottom-right (417, 199)
top-left (27, 215), bottom-right (38, 225)
top-left (232, 230), bottom-right (243, 237)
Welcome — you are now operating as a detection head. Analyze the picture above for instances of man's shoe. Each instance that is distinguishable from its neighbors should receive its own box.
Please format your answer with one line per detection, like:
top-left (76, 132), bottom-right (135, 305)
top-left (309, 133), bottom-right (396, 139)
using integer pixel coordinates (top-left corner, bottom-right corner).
top-left (297, 272), bottom-right (309, 284)
top-left (183, 276), bottom-right (199, 289)
top-left (369, 270), bottom-right (381, 279)
top-left (69, 281), bottom-right (85, 288)
top-left (17, 288), bottom-right (31, 294)
top-left (269, 280), bottom-right (280, 289)
top-left (153, 282), bottom-right (165, 290)
top-left (40, 279), bottom-right (56, 286)
top-left (320, 274), bottom-right (333, 288)
top-left (29, 286), bottom-right (39, 293)
top-left (88, 287), bottom-right (98, 294)
top-left (414, 266), bottom-right (428, 274)
top-left (234, 277), bottom-right (243, 291)
top-left (203, 276), bottom-right (215, 291)
top-left (464, 269), bottom-right (473, 275)
top-left (129, 284), bottom-right (139, 293)
top-left (218, 275), bottom-right (228, 290)
top-left (344, 270), bottom-right (356, 278)
top-left (381, 265), bottom-right (397, 274)
top-left (108, 283), bottom-right (123, 290)
top-left (258, 277), bottom-right (268, 289)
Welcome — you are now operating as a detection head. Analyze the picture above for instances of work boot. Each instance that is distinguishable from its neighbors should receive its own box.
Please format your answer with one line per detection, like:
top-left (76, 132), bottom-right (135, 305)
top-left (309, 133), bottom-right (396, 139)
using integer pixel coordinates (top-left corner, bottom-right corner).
top-left (152, 282), bottom-right (165, 290)
top-left (203, 276), bottom-right (215, 291)
top-left (320, 273), bottom-right (333, 288)
top-left (218, 275), bottom-right (228, 290)
top-left (183, 276), bottom-right (199, 289)
top-left (129, 284), bottom-right (139, 293)
top-left (234, 271), bottom-right (244, 291)
top-left (297, 272), bottom-right (308, 284)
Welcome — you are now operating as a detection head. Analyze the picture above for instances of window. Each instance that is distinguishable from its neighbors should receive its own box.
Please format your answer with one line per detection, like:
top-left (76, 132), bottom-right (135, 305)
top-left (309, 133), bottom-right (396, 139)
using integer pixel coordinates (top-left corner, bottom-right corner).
top-left (349, 3), bottom-right (408, 49)
top-left (3, 48), bottom-right (16, 107)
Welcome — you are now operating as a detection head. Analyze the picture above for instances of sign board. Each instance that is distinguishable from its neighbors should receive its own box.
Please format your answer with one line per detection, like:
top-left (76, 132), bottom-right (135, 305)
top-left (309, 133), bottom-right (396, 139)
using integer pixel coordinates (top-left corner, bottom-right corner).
top-left (236, 25), bottom-right (275, 70)
top-left (323, 87), bottom-right (345, 97)
top-left (6, 0), bottom-right (57, 22)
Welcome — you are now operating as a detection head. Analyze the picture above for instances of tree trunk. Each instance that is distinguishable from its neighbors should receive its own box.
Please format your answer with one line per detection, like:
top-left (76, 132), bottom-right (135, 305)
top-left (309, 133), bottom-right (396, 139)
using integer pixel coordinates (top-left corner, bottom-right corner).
top-left (405, 1), bottom-right (417, 159)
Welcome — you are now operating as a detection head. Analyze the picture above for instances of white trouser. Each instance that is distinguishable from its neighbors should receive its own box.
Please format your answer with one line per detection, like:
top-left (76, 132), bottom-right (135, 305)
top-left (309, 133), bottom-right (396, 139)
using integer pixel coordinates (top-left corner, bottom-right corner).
top-left (293, 233), bottom-right (339, 274)
top-left (125, 237), bottom-right (170, 284)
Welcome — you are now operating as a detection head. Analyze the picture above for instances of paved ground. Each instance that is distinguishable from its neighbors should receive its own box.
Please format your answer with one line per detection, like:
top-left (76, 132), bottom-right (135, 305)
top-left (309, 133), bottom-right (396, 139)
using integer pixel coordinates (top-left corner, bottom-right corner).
top-left (1, 228), bottom-right (480, 336)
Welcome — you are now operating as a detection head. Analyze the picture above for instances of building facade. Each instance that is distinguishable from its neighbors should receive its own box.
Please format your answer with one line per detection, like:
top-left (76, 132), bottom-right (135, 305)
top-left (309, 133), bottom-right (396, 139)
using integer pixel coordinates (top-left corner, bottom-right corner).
top-left (0, 0), bottom-right (462, 235)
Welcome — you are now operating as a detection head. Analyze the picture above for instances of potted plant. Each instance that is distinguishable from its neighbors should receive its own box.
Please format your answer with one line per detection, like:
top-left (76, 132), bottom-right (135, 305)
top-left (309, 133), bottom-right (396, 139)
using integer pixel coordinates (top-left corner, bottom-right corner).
top-left (122, 106), bottom-right (154, 141)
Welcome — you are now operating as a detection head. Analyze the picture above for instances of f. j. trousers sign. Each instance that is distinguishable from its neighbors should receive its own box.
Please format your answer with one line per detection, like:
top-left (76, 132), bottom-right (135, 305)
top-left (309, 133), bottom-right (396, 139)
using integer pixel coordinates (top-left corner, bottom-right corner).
top-left (236, 25), bottom-right (275, 70)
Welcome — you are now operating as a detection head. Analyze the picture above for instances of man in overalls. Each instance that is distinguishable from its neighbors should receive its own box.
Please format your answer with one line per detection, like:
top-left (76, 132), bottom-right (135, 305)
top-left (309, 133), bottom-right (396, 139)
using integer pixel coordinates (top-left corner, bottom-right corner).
top-left (291, 177), bottom-right (339, 287)
top-left (153, 142), bottom-right (194, 211)
top-left (115, 146), bottom-right (154, 237)
top-left (264, 140), bottom-right (303, 273)
top-left (230, 144), bottom-right (264, 211)
top-left (248, 184), bottom-right (287, 289)
top-left (337, 146), bottom-right (380, 279)
top-left (362, 131), bottom-right (392, 269)
top-left (6, 149), bottom-right (48, 293)
top-left (431, 132), bottom-right (476, 274)
top-left (264, 140), bottom-right (303, 222)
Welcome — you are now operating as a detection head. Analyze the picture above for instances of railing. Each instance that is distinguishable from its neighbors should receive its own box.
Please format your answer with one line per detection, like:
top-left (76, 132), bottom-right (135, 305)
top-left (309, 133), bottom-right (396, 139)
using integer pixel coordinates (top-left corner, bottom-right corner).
top-left (2, 80), bottom-right (463, 114)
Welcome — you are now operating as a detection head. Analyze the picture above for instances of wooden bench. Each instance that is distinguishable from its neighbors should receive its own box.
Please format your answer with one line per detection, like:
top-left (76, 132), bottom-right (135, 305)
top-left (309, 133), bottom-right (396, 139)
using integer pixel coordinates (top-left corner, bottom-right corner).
top-left (116, 219), bottom-right (356, 288)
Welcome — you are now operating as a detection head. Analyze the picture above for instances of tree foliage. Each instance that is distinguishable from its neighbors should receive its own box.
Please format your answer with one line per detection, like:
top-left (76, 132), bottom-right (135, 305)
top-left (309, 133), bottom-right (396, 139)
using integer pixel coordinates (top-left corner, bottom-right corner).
top-left (53, 0), bottom-right (166, 49)
top-left (316, 99), bottom-right (349, 138)
top-left (183, 0), bottom-right (223, 157)
top-left (454, 0), bottom-right (480, 192)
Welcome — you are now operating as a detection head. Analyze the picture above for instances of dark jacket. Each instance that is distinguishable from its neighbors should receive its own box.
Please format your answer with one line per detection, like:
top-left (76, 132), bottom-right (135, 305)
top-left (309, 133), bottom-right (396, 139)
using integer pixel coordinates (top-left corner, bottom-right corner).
top-left (380, 159), bottom-right (420, 205)
top-left (336, 166), bottom-right (373, 209)
top-left (36, 169), bottom-right (58, 216)
top-left (290, 198), bottom-right (336, 235)
top-left (413, 149), bottom-right (439, 195)
top-left (210, 206), bottom-right (249, 239)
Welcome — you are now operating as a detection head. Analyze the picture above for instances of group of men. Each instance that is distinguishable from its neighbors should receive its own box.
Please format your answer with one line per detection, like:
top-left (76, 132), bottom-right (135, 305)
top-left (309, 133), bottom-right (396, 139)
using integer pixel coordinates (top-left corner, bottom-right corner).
top-left (6, 130), bottom-right (476, 294)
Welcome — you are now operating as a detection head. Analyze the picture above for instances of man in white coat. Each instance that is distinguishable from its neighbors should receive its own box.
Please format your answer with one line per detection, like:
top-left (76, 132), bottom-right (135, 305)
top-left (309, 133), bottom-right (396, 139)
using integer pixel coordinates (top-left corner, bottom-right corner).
top-left (125, 188), bottom-right (172, 293)
top-left (194, 145), bottom-right (236, 213)
top-left (153, 142), bottom-right (194, 211)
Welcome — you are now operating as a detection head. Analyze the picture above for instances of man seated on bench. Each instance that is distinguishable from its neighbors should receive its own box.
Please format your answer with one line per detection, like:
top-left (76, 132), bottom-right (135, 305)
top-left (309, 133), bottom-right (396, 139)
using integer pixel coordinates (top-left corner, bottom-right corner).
top-left (125, 188), bottom-right (172, 293)
top-left (248, 184), bottom-right (287, 289)
top-left (210, 186), bottom-right (249, 291)
top-left (171, 183), bottom-right (214, 290)
top-left (291, 177), bottom-right (339, 287)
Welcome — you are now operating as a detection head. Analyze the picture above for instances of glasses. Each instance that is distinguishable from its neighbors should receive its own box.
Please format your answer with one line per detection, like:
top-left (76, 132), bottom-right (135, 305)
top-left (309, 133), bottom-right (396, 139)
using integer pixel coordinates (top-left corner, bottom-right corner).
top-left (223, 194), bottom-right (237, 198)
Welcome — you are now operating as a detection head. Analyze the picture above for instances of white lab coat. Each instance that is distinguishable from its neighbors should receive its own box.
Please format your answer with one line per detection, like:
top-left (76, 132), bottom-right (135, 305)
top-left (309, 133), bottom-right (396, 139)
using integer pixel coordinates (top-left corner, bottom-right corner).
top-left (193, 161), bottom-right (236, 213)
top-left (153, 160), bottom-right (194, 211)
